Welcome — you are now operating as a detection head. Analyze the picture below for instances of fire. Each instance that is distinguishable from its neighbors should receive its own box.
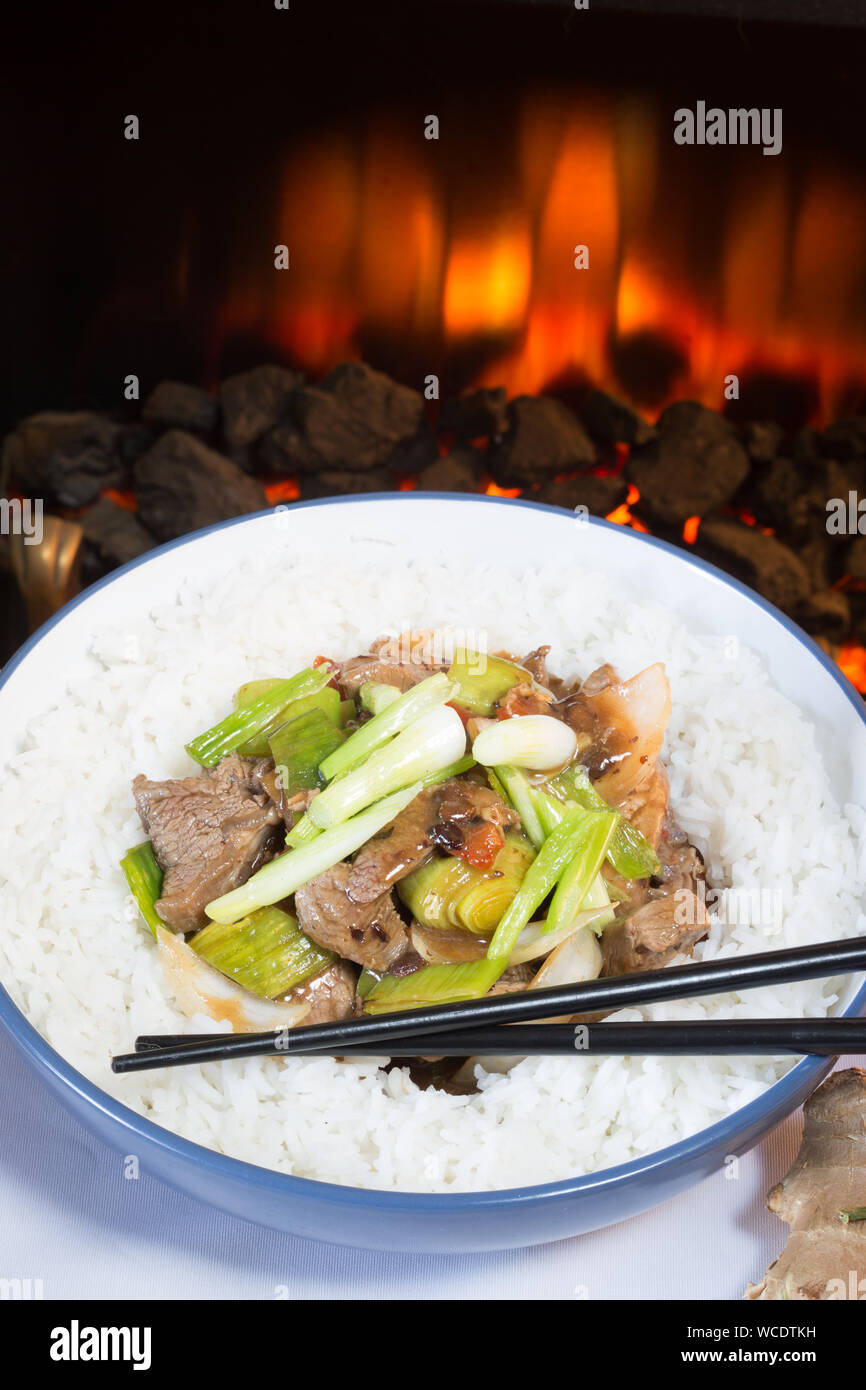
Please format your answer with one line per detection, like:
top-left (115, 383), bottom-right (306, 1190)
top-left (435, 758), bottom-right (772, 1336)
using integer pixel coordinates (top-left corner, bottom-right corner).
top-left (263, 478), bottom-right (300, 504)
top-left (606, 483), bottom-right (649, 532)
top-left (682, 515), bottom-right (701, 545)
top-left (484, 479), bottom-right (522, 498)
top-left (444, 226), bottom-right (532, 337)
top-left (837, 643), bottom-right (866, 695)
top-left (100, 488), bottom-right (137, 511)
top-left (211, 97), bottom-right (866, 420)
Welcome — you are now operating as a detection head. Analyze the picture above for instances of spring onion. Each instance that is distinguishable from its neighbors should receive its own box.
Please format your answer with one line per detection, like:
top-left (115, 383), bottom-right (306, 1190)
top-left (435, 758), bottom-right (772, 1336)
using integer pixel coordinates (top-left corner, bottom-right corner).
top-left (359, 681), bottom-right (402, 716)
top-left (398, 832), bottom-right (535, 935)
top-left (356, 967), bottom-right (382, 999)
top-left (544, 811), bottom-right (618, 935)
top-left (285, 813), bottom-right (322, 848)
top-left (309, 705), bottom-right (466, 831)
top-left (472, 714), bottom-right (578, 772)
top-left (363, 958), bottom-right (504, 1014)
top-left (190, 905), bottom-right (334, 997)
top-left (549, 764), bottom-right (660, 878)
top-left (319, 672), bottom-right (456, 781)
top-left (186, 667), bottom-right (331, 767)
top-left (237, 683), bottom-right (343, 757)
top-left (486, 806), bottom-right (599, 963)
top-left (120, 841), bottom-right (164, 938)
top-left (205, 782), bottom-right (423, 923)
top-left (417, 753), bottom-right (476, 788)
top-left (269, 708), bottom-right (345, 799)
top-left (489, 765), bottom-right (545, 847)
top-left (446, 648), bottom-right (523, 715)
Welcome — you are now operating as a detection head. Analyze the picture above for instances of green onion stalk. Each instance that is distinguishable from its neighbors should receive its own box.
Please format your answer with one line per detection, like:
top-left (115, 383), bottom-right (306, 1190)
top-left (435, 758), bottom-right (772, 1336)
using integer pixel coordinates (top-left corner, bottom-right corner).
top-left (234, 680), bottom-right (343, 757)
top-left (308, 704), bottom-right (466, 830)
top-left (120, 841), bottom-right (164, 938)
top-left (319, 672), bottom-right (456, 782)
top-left (186, 667), bottom-right (331, 768)
top-left (358, 682), bottom-right (402, 716)
top-left (544, 811), bottom-right (618, 936)
top-left (549, 763), bottom-right (660, 879)
top-left (285, 752), bottom-right (476, 849)
top-left (486, 806), bottom-right (602, 963)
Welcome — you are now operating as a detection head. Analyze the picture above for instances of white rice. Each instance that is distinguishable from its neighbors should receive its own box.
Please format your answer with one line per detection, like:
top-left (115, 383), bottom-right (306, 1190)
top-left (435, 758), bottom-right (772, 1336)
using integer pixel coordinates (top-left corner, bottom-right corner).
top-left (1, 542), bottom-right (864, 1192)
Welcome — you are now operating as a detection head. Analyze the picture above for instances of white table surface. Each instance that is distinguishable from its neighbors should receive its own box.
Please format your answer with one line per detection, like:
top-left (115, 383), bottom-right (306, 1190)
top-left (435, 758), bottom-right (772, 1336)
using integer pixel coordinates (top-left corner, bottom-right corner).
top-left (1, 1029), bottom-right (860, 1302)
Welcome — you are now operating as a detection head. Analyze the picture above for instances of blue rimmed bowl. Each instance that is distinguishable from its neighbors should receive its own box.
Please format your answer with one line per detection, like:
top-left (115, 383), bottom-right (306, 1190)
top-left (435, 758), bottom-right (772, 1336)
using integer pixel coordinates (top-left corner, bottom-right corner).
top-left (1, 494), bottom-right (864, 1253)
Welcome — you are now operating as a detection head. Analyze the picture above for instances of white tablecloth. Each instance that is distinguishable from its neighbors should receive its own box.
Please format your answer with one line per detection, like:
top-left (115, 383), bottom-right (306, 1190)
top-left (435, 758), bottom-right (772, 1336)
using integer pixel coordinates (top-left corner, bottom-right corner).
top-left (1, 1030), bottom-right (860, 1301)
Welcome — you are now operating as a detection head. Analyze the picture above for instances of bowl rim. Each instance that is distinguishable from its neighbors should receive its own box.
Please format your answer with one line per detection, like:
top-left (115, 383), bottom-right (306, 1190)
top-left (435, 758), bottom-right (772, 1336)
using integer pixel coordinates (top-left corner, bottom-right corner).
top-left (1, 490), bottom-right (864, 1212)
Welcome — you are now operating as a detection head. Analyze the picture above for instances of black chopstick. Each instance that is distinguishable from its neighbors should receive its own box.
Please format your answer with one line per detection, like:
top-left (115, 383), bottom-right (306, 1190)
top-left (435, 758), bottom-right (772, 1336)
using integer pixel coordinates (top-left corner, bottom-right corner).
top-left (123, 1019), bottom-right (866, 1062)
top-left (111, 934), bottom-right (866, 1073)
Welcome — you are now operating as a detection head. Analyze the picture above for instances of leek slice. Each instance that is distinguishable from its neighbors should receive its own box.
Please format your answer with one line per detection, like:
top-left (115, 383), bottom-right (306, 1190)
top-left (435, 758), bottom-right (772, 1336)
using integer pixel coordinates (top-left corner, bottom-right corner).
top-left (186, 667), bottom-right (331, 767)
top-left (446, 648), bottom-right (523, 715)
top-left (363, 958), bottom-right (504, 1014)
top-left (398, 832), bottom-right (535, 935)
top-left (269, 708), bottom-right (345, 799)
top-left (237, 683), bottom-right (342, 758)
top-left (120, 841), bottom-right (164, 938)
top-left (190, 905), bottom-right (334, 997)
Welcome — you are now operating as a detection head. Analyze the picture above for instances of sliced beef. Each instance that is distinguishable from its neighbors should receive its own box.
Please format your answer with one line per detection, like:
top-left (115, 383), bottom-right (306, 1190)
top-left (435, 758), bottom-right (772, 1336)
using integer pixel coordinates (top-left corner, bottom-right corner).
top-left (654, 810), bottom-right (706, 896)
top-left (294, 863), bottom-right (411, 971)
top-left (132, 755), bottom-right (282, 932)
top-left (601, 891), bottom-right (708, 977)
top-left (617, 760), bottom-right (670, 852)
top-left (339, 653), bottom-right (441, 698)
top-left (258, 765), bottom-right (318, 831)
top-left (487, 963), bottom-right (534, 995)
top-left (339, 630), bottom-right (445, 697)
top-left (290, 960), bottom-right (358, 1024)
top-left (520, 644), bottom-right (552, 686)
top-left (347, 779), bottom-right (519, 904)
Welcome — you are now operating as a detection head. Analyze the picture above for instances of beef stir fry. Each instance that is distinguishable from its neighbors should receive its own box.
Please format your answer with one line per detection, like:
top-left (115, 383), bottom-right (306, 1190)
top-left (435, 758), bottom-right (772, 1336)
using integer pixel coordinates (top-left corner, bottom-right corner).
top-left (123, 634), bottom-right (708, 1076)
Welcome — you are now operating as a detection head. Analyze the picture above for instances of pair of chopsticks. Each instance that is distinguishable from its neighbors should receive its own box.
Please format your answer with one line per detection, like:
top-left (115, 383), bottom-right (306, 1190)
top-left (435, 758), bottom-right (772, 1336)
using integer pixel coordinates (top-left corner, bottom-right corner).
top-left (112, 936), bottom-right (866, 1073)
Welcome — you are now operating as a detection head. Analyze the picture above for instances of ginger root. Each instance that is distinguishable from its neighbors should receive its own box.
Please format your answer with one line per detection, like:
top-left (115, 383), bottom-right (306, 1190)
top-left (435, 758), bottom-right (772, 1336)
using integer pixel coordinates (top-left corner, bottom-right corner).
top-left (746, 1067), bottom-right (866, 1300)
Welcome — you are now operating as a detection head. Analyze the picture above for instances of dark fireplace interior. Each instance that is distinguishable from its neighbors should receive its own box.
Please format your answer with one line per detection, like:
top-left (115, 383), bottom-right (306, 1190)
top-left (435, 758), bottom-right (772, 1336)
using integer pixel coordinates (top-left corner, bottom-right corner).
top-left (2, 0), bottom-right (866, 690)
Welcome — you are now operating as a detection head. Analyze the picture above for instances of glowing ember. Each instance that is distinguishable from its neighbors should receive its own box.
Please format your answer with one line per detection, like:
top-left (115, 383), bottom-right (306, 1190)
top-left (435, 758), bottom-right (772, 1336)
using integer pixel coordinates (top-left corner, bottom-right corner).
top-left (605, 483), bottom-right (649, 532)
top-left (263, 478), bottom-right (300, 504)
top-left (485, 480), bottom-right (522, 498)
top-left (837, 643), bottom-right (866, 694)
top-left (682, 515), bottom-right (701, 545)
top-left (100, 488), bottom-right (138, 512)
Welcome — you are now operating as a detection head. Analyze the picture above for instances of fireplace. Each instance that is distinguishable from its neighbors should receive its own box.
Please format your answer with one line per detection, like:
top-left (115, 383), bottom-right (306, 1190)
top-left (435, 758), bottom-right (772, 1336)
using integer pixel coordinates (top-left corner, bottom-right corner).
top-left (2, 0), bottom-right (866, 687)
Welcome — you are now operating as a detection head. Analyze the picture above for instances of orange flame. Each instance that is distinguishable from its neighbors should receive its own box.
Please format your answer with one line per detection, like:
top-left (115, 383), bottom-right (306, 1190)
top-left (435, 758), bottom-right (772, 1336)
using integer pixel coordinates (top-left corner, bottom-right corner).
top-left (837, 643), bottom-right (866, 694)
top-left (606, 483), bottom-right (649, 532)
